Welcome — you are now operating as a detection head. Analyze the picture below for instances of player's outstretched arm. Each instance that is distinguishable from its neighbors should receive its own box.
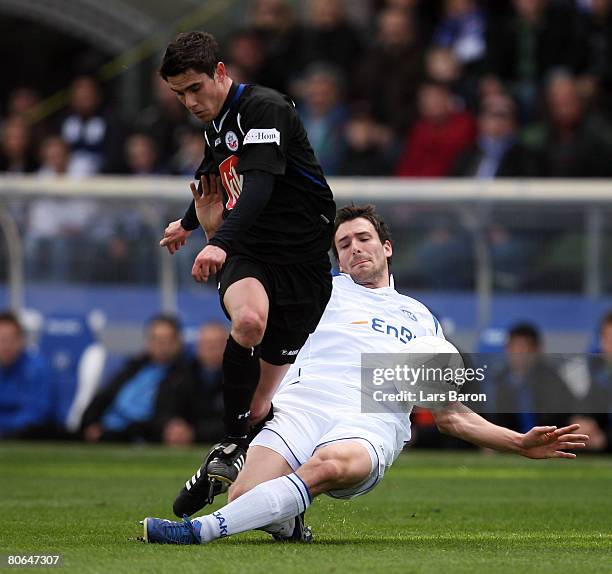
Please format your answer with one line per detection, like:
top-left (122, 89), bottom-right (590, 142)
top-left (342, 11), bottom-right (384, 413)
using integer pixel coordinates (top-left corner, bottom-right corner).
top-left (519, 423), bottom-right (589, 459)
top-left (432, 403), bottom-right (589, 459)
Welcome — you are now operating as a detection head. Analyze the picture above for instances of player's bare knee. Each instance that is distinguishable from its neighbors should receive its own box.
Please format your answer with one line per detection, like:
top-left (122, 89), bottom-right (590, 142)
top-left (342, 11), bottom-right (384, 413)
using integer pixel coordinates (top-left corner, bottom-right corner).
top-left (231, 309), bottom-right (266, 347)
top-left (306, 456), bottom-right (347, 487)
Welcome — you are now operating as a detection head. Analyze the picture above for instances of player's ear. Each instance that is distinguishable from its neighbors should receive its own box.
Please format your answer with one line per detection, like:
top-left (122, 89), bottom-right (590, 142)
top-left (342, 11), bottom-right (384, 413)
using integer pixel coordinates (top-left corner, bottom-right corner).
top-left (214, 62), bottom-right (226, 83)
top-left (383, 240), bottom-right (392, 258)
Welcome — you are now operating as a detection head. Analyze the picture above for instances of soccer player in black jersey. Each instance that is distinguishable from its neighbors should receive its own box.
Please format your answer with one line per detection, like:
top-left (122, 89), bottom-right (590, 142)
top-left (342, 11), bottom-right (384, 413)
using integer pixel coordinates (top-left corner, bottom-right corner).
top-left (158, 31), bottom-right (335, 517)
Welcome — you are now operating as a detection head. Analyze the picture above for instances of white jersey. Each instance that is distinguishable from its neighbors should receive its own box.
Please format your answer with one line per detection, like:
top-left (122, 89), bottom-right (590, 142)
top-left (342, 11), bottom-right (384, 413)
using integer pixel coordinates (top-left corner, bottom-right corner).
top-left (267, 273), bottom-right (445, 468)
top-left (281, 273), bottom-right (444, 391)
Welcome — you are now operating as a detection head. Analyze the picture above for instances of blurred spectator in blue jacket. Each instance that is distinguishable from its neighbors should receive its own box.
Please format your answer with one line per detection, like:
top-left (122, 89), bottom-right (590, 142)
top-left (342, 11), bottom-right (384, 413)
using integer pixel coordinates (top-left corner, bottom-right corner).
top-left (0, 312), bottom-right (55, 438)
top-left (298, 64), bottom-right (347, 175)
top-left (80, 315), bottom-right (190, 443)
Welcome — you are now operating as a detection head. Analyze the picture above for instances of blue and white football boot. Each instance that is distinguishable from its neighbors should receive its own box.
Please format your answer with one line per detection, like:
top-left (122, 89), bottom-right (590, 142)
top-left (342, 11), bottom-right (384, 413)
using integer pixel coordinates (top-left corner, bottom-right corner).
top-left (141, 515), bottom-right (201, 545)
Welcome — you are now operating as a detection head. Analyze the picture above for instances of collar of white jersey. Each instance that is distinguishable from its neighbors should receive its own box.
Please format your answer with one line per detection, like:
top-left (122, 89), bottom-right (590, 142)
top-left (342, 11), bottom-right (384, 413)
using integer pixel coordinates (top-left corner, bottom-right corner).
top-left (338, 272), bottom-right (397, 295)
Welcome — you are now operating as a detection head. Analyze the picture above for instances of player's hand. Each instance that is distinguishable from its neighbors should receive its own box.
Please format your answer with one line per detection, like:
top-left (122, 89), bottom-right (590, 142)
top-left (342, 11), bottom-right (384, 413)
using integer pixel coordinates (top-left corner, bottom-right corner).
top-left (160, 219), bottom-right (192, 254)
top-left (192, 244), bottom-right (226, 282)
top-left (520, 424), bottom-right (589, 459)
top-left (190, 175), bottom-right (224, 238)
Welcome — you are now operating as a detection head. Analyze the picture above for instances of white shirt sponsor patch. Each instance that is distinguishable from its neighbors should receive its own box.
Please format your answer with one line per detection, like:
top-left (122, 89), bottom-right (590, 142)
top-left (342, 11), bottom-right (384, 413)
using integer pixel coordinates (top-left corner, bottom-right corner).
top-left (244, 128), bottom-right (280, 145)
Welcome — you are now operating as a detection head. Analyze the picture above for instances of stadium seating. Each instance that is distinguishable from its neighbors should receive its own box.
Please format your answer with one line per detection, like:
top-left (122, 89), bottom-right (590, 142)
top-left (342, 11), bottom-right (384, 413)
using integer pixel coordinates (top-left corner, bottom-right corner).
top-left (36, 312), bottom-right (107, 432)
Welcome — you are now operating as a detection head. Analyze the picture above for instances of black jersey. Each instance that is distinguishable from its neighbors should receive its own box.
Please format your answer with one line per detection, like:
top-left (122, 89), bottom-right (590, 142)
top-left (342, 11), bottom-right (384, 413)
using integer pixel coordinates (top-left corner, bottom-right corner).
top-left (182, 83), bottom-right (336, 265)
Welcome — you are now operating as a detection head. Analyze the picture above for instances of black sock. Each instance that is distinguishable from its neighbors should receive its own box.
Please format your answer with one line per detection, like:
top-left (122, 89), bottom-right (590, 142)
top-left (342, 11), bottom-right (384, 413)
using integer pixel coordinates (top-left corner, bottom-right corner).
top-left (222, 334), bottom-right (261, 440)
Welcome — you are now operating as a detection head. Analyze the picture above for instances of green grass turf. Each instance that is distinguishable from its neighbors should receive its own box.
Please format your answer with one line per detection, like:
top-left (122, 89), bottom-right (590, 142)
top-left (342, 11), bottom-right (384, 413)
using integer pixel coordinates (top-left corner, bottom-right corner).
top-left (0, 442), bottom-right (610, 574)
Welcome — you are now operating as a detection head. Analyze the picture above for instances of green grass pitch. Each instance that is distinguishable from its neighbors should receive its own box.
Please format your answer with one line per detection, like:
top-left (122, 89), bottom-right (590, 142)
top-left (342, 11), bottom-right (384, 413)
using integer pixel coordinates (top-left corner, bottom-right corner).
top-left (1, 442), bottom-right (610, 573)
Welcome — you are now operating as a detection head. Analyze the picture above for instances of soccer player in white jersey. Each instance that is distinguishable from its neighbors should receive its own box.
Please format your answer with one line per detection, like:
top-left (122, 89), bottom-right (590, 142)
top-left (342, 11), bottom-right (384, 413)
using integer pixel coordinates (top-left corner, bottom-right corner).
top-left (142, 205), bottom-right (589, 544)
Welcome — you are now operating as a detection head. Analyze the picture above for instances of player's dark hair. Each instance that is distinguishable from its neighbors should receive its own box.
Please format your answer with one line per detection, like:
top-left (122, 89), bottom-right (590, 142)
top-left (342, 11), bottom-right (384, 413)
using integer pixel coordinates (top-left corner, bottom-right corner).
top-left (0, 311), bottom-right (23, 335)
top-left (147, 313), bottom-right (182, 335)
top-left (508, 323), bottom-right (541, 346)
top-left (159, 31), bottom-right (221, 80)
top-left (332, 204), bottom-right (392, 267)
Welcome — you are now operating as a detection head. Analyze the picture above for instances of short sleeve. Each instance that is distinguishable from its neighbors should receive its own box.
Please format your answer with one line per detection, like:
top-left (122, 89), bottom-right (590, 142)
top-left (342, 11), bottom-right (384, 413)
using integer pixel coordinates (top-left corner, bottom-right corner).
top-left (237, 98), bottom-right (293, 175)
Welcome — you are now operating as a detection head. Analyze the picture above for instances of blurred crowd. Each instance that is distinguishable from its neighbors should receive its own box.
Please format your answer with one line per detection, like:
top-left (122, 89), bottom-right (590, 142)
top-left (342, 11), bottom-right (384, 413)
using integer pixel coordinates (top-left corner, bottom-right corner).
top-left (410, 313), bottom-right (612, 451)
top-left (0, 312), bottom-right (226, 446)
top-left (1, 309), bottom-right (611, 451)
top-left (2, 0), bottom-right (612, 180)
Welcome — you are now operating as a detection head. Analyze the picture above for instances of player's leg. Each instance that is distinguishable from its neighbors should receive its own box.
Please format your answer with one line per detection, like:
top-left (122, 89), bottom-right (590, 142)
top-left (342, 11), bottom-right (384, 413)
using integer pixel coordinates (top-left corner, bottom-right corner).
top-left (203, 277), bottom-right (270, 483)
top-left (226, 444), bottom-right (310, 541)
top-left (171, 352), bottom-right (287, 518)
top-left (295, 441), bottom-right (374, 497)
top-left (219, 276), bottom-right (269, 439)
top-left (228, 445), bottom-right (292, 500)
top-left (145, 389), bottom-right (328, 545)
top-left (142, 440), bottom-right (371, 545)
top-left (172, 258), bottom-right (271, 517)
top-left (249, 360), bottom-right (290, 425)
top-left (172, 258), bottom-right (329, 516)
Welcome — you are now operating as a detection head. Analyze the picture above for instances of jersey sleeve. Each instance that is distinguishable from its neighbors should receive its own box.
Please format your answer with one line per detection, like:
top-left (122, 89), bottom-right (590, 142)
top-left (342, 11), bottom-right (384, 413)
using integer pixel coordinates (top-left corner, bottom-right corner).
top-left (236, 97), bottom-right (293, 175)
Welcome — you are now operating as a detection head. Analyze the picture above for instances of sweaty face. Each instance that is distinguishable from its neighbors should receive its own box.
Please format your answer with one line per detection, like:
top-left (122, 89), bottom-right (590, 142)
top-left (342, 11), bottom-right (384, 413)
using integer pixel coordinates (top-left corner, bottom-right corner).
top-left (334, 218), bottom-right (392, 288)
top-left (166, 68), bottom-right (223, 122)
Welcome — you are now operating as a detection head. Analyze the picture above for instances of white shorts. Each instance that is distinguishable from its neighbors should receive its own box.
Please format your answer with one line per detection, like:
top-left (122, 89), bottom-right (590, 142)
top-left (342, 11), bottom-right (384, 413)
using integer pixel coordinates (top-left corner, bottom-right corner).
top-left (250, 380), bottom-right (409, 499)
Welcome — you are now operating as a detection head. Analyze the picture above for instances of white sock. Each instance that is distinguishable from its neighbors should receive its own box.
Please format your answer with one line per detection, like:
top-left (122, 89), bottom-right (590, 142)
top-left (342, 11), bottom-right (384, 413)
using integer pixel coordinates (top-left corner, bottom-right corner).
top-left (261, 518), bottom-right (295, 538)
top-left (194, 473), bottom-right (311, 543)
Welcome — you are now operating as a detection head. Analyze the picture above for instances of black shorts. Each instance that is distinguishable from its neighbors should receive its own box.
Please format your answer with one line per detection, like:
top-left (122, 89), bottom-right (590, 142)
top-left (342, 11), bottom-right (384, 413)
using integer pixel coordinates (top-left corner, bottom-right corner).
top-left (217, 255), bottom-right (332, 365)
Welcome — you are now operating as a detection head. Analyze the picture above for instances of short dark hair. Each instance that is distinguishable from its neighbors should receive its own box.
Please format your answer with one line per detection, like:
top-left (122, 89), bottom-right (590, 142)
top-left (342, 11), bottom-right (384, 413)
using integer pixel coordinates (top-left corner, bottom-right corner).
top-left (332, 204), bottom-right (392, 266)
top-left (147, 313), bottom-right (182, 335)
top-left (159, 31), bottom-right (221, 80)
top-left (0, 311), bottom-right (23, 335)
top-left (508, 323), bottom-right (541, 346)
